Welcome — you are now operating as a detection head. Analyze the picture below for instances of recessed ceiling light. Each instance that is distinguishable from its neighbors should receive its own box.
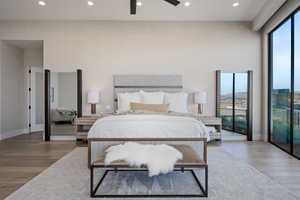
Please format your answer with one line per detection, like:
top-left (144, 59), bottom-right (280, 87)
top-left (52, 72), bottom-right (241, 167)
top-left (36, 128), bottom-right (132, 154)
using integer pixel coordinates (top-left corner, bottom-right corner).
top-left (137, 1), bottom-right (143, 7)
top-left (184, 1), bottom-right (191, 7)
top-left (232, 2), bottom-right (239, 7)
top-left (38, 1), bottom-right (46, 6)
top-left (87, 1), bottom-right (94, 6)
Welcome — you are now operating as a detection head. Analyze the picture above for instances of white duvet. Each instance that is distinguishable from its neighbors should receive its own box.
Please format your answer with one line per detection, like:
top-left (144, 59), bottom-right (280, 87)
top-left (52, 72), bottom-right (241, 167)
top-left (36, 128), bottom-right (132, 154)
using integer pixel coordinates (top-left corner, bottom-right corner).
top-left (88, 114), bottom-right (210, 140)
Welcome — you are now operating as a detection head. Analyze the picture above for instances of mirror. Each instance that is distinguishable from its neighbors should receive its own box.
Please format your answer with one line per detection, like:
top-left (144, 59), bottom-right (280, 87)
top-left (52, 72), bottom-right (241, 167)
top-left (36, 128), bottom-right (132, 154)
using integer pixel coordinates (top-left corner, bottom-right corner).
top-left (50, 72), bottom-right (78, 138)
top-left (216, 70), bottom-right (253, 141)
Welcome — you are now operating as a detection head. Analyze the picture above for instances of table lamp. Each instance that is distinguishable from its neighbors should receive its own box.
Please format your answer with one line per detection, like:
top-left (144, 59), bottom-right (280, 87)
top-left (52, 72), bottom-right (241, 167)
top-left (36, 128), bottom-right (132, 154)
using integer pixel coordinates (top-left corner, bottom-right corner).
top-left (88, 91), bottom-right (100, 114)
top-left (194, 91), bottom-right (207, 114)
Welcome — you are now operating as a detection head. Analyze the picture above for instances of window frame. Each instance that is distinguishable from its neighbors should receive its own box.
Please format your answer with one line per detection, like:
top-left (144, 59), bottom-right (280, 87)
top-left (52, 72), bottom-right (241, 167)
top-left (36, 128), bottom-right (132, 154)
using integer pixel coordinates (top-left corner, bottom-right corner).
top-left (268, 6), bottom-right (300, 159)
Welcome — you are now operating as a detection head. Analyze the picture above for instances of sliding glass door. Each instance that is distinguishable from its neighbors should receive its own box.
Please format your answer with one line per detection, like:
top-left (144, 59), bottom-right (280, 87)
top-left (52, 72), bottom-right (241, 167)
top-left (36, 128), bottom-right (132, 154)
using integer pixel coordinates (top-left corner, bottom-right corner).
top-left (294, 11), bottom-right (300, 157)
top-left (270, 19), bottom-right (292, 152)
top-left (269, 8), bottom-right (300, 158)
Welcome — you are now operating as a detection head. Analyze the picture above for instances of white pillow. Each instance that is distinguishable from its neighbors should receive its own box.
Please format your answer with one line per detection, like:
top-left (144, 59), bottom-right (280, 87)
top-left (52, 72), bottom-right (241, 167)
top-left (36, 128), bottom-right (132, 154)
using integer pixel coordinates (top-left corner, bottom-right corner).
top-left (140, 90), bottom-right (165, 104)
top-left (117, 92), bottom-right (141, 113)
top-left (164, 92), bottom-right (189, 113)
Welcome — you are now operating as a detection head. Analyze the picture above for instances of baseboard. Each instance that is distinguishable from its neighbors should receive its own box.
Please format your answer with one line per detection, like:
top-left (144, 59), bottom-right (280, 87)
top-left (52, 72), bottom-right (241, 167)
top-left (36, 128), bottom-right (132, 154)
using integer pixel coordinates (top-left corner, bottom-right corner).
top-left (0, 129), bottom-right (28, 140)
top-left (23, 126), bottom-right (44, 134)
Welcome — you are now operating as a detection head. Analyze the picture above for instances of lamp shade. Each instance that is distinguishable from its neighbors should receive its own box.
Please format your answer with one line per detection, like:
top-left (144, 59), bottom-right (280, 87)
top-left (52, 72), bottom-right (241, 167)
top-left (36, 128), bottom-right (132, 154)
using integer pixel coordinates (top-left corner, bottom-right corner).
top-left (88, 91), bottom-right (100, 104)
top-left (194, 91), bottom-right (207, 104)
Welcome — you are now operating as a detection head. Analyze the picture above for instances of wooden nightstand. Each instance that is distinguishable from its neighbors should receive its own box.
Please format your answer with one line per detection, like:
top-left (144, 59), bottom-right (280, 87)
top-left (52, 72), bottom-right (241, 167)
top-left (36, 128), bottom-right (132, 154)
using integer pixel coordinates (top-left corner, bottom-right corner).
top-left (75, 115), bottom-right (102, 141)
top-left (198, 116), bottom-right (222, 141)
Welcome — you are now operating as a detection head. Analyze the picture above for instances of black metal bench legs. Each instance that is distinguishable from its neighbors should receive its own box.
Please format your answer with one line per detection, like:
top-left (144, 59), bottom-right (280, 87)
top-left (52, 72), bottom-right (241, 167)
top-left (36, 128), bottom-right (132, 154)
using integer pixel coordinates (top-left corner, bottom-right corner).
top-left (90, 166), bottom-right (208, 198)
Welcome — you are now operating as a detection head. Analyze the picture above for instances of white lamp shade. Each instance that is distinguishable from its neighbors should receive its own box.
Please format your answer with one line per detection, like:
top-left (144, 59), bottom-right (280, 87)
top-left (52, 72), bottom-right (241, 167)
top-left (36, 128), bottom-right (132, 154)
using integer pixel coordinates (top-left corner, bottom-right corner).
top-left (88, 91), bottom-right (100, 104)
top-left (194, 92), bottom-right (207, 104)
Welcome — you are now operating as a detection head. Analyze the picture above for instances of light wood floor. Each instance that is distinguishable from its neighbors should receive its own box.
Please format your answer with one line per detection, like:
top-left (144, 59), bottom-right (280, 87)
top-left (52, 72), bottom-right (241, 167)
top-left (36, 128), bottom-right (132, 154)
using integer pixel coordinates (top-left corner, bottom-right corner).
top-left (1, 134), bottom-right (300, 199)
top-left (0, 133), bottom-right (76, 200)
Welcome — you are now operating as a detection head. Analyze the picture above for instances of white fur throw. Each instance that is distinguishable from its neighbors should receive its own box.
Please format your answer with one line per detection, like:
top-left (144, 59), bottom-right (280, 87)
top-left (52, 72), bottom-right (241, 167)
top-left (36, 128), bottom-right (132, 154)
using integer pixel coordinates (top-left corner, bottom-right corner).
top-left (105, 142), bottom-right (183, 177)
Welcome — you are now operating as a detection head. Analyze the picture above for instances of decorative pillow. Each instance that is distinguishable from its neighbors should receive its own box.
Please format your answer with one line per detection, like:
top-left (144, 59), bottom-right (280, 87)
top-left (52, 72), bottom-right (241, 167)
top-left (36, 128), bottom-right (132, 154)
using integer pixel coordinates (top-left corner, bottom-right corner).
top-left (164, 92), bottom-right (189, 113)
top-left (140, 90), bottom-right (164, 104)
top-left (131, 103), bottom-right (169, 113)
top-left (117, 92), bottom-right (141, 113)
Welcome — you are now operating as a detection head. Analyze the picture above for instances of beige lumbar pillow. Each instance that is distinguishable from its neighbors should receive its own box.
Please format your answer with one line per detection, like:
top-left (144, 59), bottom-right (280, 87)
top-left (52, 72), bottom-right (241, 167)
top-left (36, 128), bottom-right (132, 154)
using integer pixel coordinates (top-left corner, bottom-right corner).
top-left (130, 103), bottom-right (169, 113)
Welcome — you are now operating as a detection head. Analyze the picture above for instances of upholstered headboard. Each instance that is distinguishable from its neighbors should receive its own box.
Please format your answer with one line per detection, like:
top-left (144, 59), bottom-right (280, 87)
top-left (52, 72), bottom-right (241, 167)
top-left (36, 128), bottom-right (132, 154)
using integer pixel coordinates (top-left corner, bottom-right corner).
top-left (113, 75), bottom-right (183, 110)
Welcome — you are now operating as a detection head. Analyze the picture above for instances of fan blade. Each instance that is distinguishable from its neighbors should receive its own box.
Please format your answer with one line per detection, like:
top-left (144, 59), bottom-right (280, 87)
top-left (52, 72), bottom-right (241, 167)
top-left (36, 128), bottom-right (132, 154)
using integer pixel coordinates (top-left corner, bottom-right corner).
top-left (163, 0), bottom-right (180, 6)
top-left (130, 0), bottom-right (136, 15)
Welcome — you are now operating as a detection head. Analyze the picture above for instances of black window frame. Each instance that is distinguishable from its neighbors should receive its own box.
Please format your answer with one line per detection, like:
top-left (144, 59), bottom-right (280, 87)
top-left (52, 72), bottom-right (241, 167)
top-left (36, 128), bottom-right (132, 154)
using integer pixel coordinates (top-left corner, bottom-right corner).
top-left (268, 6), bottom-right (300, 159)
top-left (216, 70), bottom-right (253, 140)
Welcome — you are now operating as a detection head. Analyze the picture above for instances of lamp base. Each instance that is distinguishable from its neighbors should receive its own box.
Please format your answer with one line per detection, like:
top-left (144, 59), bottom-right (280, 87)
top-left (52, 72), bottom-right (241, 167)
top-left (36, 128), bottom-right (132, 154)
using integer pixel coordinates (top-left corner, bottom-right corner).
top-left (91, 104), bottom-right (96, 114)
top-left (198, 104), bottom-right (203, 114)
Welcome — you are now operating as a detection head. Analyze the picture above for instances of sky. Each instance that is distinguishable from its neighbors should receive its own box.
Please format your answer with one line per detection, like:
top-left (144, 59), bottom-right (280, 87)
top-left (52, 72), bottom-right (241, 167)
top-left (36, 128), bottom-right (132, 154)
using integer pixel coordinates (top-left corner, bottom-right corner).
top-left (273, 11), bottom-right (300, 91)
top-left (221, 73), bottom-right (247, 95)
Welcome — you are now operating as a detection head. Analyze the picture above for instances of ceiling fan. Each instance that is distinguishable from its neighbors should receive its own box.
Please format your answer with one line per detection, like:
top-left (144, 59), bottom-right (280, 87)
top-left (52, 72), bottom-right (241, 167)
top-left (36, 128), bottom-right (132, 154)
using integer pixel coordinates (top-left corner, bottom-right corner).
top-left (130, 0), bottom-right (180, 15)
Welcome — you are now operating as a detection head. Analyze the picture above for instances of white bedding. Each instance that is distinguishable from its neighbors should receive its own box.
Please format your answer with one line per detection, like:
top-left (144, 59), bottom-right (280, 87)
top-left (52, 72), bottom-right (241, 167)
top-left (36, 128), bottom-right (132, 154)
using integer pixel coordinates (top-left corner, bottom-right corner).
top-left (88, 114), bottom-right (210, 140)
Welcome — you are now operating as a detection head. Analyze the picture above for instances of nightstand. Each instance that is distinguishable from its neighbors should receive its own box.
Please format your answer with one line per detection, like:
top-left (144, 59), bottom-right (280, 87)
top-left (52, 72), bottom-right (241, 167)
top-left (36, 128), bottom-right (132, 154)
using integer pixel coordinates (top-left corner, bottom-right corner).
top-left (75, 115), bottom-right (102, 141)
top-left (198, 116), bottom-right (222, 141)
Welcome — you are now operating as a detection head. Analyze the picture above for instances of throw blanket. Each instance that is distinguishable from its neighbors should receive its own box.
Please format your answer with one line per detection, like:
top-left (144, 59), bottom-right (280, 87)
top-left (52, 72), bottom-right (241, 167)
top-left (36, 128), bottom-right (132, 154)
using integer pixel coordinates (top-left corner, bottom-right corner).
top-left (105, 142), bottom-right (183, 176)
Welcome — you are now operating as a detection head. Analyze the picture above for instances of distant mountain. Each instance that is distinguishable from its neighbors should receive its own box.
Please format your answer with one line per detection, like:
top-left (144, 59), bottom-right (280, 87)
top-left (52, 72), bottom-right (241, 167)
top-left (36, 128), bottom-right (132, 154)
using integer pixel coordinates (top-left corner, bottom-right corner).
top-left (220, 92), bottom-right (247, 101)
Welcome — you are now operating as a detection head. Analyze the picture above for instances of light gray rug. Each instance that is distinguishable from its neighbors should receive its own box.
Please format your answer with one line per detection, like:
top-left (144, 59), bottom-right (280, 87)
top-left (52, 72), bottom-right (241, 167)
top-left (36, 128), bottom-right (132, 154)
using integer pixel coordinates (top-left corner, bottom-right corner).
top-left (4, 147), bottom-right (299, 200)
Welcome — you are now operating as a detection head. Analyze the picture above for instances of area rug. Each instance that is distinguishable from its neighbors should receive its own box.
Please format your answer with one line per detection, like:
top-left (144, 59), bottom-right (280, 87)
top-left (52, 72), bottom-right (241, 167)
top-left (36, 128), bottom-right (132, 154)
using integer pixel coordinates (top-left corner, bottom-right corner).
top-left (4, 147), bottom-right (299, 200)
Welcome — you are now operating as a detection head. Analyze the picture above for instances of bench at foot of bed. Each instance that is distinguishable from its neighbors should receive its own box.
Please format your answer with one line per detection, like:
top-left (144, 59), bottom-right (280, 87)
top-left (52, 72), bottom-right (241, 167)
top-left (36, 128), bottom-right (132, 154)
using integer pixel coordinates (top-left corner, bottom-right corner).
top-left (90, 145), bottom-right (208, 198)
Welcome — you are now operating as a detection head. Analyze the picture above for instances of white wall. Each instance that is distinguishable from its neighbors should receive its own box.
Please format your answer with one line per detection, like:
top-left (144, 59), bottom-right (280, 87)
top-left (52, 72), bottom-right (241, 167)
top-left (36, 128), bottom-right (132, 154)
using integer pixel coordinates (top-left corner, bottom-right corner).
top-left (0, 43), bottom-right (43, 139)
top-left (24, 48), bottom-right (43, 67)
top-left (0, 21), bottom-right (262, 139)
top-left (261, 0), bottom-right (300, 141)
top-left (0, 42), bottom-right (26, 139)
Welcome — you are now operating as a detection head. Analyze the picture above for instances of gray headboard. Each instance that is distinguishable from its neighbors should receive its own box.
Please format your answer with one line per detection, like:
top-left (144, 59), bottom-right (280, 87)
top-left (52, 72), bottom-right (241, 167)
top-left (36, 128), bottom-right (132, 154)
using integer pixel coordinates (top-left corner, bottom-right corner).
top-left (113, 75), bottom-right (183, 110)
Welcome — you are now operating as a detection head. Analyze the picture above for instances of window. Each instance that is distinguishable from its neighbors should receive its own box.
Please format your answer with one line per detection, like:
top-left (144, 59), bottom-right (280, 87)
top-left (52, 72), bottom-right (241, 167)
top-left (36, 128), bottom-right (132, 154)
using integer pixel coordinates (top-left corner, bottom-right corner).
top-left (269, 8), bottom-right (300, 158)
top-left (294, 11), bottom-right (300, 157)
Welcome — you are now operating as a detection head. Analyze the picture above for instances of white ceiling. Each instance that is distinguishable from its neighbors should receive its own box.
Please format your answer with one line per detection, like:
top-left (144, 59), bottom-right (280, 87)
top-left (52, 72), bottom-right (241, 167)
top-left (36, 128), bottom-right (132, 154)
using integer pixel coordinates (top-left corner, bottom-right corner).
top-left (0, 0), bottom-right (272, 21)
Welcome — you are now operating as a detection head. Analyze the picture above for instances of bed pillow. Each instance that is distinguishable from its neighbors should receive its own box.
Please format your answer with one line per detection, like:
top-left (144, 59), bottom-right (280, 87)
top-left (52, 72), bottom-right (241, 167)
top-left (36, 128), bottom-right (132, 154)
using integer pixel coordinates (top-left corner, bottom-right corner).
top-left (131, 103), bottom-right (169, 113)
top-left (117, 92), bottom-right (141, 113)
top-left (164, 92), bottom-right (189, 113)
top-left (140, 90), bottom-right (165, 104)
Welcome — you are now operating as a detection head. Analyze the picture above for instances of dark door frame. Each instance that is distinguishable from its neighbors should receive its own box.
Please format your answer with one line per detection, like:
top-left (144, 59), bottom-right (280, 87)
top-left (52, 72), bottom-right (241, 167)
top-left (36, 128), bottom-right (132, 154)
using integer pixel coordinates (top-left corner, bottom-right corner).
top-left (216, 70), bottom-right (253, 141)
top-left (44, 69), bottom-right (51, 141)
top-left (44, 69), bottom-right (83, 141)
top-left (268, 7), bottom-right (300, 159)
top-left (77, 69), bottom-right (83, 118)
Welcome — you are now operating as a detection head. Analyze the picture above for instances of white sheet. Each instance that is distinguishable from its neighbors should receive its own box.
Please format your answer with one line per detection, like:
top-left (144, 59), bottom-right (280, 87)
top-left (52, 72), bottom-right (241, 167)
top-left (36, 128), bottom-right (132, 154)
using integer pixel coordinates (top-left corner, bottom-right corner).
top-left (88, 114), bottom-right (210, 140)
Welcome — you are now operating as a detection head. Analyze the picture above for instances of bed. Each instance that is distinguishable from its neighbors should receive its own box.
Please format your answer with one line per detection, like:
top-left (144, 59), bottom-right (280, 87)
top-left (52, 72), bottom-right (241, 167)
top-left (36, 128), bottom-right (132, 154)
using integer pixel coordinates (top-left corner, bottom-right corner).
top-left (87, 75), bottom-right (209, 167)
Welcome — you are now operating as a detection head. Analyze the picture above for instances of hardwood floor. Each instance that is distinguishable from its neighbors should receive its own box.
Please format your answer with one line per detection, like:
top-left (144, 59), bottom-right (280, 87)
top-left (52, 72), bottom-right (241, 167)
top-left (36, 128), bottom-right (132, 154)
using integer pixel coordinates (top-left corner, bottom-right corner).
top-left (0, 132), bottom-right (76, 200)
top-left (1, 133), bottom-right (300, 199)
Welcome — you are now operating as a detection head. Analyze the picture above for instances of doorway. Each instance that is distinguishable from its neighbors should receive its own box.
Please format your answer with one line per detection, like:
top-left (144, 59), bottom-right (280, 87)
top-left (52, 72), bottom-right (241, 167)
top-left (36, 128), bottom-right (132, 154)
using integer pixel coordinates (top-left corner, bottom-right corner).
top-left (268, 8), bottom-right (300, 158)
top-left (0, 40), bottom-right (43, 140)
top-left (27, 66), bottom-right (44, 133)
